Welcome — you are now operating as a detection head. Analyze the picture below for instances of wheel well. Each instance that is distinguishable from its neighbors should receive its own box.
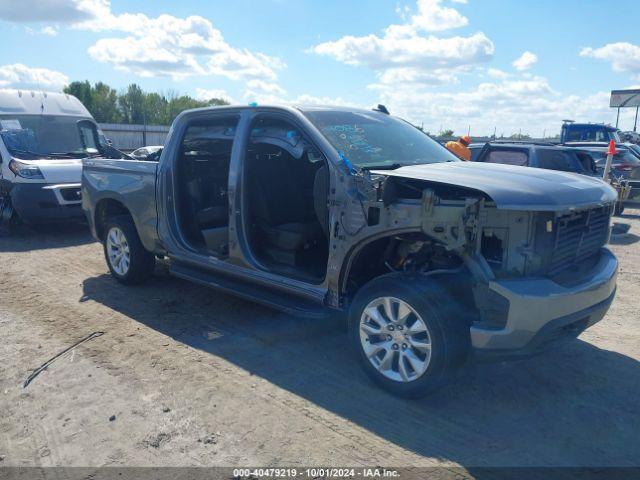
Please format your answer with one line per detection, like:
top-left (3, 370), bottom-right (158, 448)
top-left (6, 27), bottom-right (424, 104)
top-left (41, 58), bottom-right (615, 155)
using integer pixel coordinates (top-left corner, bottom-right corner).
top-left (342, 233), bottom-right (471, 303)
top-left (95, 199), bottom-right (131, 241)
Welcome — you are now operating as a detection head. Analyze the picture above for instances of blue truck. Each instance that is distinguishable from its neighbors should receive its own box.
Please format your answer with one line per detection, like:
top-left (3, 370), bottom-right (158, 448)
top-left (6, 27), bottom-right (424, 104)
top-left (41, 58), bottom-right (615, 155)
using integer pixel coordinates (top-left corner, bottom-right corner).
top-left (560, 121), bottom-right (621, 144)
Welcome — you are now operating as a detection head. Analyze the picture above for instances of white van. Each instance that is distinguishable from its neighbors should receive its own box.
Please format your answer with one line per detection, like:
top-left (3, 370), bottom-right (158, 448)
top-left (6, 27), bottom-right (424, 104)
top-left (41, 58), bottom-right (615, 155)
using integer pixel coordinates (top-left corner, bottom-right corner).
top-left (0, 89), bottom-right (122, 227)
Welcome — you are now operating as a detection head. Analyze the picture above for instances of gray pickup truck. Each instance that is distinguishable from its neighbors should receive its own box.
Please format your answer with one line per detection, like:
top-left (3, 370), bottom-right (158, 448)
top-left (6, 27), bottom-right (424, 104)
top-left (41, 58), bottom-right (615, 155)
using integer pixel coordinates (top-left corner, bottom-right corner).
top-left (82, 105), bottom-right (619, 397)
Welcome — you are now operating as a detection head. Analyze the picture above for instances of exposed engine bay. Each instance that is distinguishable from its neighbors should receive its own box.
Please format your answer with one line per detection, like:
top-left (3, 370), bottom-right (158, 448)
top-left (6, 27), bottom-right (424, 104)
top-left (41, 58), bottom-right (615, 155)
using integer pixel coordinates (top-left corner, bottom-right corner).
top-left (336, 171), bottom-right (615, 303)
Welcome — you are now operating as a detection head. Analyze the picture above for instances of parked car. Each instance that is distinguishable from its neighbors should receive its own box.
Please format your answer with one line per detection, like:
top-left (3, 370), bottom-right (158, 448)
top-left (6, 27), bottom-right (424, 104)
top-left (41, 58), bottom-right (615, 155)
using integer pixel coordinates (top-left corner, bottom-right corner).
top-left (130, 145), bottom-right (163, 161)
top-left (0, 89), bottom-right (124, 228)
top-left (620, 131), bottom-right (640, 144)
top-left (625, 142), bottom-right (640, 158)
top-left (82, 105), bottom-right (618, 397)
top-left (563, 142), bottom-right (640, 181)
top-left (474, 141), bottom-right (597, 175)
top-left (563, 142), bottom-right (639, 215)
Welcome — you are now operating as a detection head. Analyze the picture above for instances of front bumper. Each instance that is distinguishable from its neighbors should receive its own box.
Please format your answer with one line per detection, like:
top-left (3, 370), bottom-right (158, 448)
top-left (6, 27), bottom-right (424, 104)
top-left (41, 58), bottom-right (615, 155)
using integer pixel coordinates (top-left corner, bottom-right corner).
top-left (472, 248), bottom-right (618, 360)
top-left (11, 183), bottom-right (84, 224)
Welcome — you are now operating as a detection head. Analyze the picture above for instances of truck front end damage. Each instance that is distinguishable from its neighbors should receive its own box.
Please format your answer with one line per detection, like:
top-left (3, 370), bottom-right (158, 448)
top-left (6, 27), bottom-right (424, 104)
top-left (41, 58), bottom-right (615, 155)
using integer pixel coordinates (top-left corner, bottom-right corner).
top-left (338, 162), bottom-right (618, 359)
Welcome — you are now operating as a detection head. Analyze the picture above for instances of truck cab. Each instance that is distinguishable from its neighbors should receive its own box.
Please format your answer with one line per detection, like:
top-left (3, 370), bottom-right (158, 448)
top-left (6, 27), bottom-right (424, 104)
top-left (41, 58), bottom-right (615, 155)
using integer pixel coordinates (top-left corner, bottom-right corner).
top-left (560, 121), bottom-right (621, 144)
top-left (82, 105), bottom-right (619, 397)
top-left (0, 89), bottom-right (122, 227)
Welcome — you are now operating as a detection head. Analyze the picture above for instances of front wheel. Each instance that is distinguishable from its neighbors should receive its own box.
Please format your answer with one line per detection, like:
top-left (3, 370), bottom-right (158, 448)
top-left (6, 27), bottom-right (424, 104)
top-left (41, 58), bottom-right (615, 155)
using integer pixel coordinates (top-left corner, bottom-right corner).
top-left (103, 215), bottom-right (155, 285)
top-left (349, 273), bottom-right (470, 398)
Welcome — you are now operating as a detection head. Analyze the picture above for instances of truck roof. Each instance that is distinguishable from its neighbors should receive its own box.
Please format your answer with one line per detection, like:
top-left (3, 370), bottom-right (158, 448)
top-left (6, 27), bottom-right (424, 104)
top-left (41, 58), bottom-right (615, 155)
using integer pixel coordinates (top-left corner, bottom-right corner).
top-left (0, 89), bottom-right (92, 118)
top-left (484, 141), bottom-right (577, 151)
top-left (177, 103), bottom-right (382, 118)
top-left (563, 122), bottom-right (618, 131)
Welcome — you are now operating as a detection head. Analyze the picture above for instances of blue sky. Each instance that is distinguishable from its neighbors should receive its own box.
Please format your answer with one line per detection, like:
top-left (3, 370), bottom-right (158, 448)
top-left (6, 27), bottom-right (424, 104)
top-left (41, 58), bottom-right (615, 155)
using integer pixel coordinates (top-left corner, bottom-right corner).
top-left (1, 0), bottom-right (640, 136)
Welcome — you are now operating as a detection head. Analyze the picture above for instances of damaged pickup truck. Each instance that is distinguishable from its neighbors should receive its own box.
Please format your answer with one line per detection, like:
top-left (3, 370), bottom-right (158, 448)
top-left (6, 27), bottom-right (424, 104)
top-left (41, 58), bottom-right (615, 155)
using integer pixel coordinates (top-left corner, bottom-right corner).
top-left (82, 105), bottom-right (619, 397)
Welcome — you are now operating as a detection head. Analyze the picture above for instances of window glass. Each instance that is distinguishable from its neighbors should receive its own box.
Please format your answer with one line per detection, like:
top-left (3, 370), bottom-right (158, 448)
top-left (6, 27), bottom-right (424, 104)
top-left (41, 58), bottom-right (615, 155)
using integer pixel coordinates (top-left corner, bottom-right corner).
top-left (303, 110), bottom-right (457, 168)
top-left (537, 149), bottom-right (581, 172)
top-left (592, 150), bottom-right (640, 165)
top-left (486, 150), bottom-right (528, 166)
top-left (0, 114), bottom-right (98, 159)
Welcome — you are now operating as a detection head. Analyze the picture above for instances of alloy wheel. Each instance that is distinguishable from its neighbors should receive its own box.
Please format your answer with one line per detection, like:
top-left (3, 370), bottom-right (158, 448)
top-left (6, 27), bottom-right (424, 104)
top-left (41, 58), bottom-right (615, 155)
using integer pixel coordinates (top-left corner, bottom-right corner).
top-left (106, 227), bottom-right (131, 276)
top-left (359, 296), bottom-right (432, 382)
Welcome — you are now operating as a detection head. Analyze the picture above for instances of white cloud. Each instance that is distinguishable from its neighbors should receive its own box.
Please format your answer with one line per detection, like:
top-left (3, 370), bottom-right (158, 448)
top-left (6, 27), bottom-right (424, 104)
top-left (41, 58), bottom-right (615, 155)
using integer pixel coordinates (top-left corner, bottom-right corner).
top-left (26, 25), bottom-right (59, 35)
top-left (369, 67), bottom-right (461, 89)
top-left (83, 11), bottom-right (285, 82)
top-left (512, 51), bottom-right (537, 71)
top-left (0, 63), bottom-right (69, 90)
top-left (246, 79), bottom-right (286, 95)
top-left (580, 42), bottom-right (640, 74)
top-left (40, 25), bottom-right (58, 35)
top-left (311, 0), bottom-right (492, 88)
top-left (241, 88), bottom-right (360, 108)
top-left (0, 0), bottom-right (285, 83)
top-left (194, 88), bottom-right (234, 103)
top-left (402, 0), bottom-right (469, 32)
top-left (314, 31), bottom-right (493, 71)
top-left (487, 67), bottom-right (509, 79)
top-left (371, 75), bottom-right (619, 137)
top-left (0, 0), bottom-right (106, 23)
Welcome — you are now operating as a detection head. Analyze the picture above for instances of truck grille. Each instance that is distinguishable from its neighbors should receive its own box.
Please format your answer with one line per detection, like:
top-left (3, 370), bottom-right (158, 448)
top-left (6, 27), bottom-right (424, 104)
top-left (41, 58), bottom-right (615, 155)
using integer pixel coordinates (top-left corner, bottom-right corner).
top-left (548, 206), bottom-right (611, 275)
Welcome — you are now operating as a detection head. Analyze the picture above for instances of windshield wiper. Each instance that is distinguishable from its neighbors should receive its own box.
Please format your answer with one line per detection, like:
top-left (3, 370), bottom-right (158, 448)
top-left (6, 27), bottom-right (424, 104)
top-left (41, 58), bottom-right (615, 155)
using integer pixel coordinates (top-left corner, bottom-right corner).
top-left (361, 163), bottom-right (403, 171)
top-left (48, 151), bottom-right (99, 158)
top-left (7, 148), bottom-right (46, 159)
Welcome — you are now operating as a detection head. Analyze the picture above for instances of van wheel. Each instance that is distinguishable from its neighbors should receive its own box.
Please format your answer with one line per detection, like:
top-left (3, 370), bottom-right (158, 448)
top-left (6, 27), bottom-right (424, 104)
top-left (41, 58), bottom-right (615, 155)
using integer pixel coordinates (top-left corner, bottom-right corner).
top-left (0, 196), bottom-right (18, 235)
top-left (103, 215), bottom-right (155, 285)
top-left (349, 273), bottom-right (470, 398)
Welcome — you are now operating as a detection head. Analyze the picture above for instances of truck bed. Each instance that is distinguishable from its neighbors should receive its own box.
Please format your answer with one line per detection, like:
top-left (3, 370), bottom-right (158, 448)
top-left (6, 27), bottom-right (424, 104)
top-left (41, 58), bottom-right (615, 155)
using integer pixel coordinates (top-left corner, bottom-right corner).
top-left (81, 158), bottom-right (159, 252)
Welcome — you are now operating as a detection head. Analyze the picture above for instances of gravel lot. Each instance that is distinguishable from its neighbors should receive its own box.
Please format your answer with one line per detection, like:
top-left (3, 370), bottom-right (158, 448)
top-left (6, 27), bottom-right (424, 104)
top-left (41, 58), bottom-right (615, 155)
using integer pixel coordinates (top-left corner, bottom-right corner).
top-left (1, 211), bottom-right (639, 468)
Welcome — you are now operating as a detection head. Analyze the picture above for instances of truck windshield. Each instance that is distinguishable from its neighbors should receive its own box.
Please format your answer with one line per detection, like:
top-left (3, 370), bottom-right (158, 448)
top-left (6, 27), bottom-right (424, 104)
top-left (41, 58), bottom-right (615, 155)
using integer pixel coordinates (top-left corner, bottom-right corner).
top-left (0, 114), bottom-right (99, 160)
top-left (303, 110), bottom-right (458, 169)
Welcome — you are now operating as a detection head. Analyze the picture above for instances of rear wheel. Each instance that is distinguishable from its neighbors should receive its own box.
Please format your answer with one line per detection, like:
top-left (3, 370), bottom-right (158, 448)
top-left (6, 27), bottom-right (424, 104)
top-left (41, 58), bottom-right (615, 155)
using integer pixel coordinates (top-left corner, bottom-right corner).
top-left (349, 273), bottom-right (470, 397)
top-left (103, 215), bottom-right (155, 284)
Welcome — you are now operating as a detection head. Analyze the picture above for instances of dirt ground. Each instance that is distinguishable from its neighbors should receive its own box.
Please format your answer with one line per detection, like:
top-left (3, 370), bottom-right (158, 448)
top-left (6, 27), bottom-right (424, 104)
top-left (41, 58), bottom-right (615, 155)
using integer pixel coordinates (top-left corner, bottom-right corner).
top-left (1, 210), bottom-right (639, 469)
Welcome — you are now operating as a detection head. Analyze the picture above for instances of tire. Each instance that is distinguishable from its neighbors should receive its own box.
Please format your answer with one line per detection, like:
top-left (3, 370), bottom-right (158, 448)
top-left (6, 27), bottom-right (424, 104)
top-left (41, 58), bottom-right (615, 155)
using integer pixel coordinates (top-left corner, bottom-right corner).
top-left (348, 273), bottom-right (470, 398)
top-left (0, 196), bottom-right (18, 236)
top-left (103, 215), bottom-right (155, 285)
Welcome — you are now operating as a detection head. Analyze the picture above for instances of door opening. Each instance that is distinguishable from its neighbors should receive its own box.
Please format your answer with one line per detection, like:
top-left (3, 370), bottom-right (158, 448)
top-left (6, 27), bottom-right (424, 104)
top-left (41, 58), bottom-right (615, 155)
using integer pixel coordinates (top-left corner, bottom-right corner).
top-left (176, 115), bottom-right (238, 256)
top-left (243, 115), bottom-right (329, 282)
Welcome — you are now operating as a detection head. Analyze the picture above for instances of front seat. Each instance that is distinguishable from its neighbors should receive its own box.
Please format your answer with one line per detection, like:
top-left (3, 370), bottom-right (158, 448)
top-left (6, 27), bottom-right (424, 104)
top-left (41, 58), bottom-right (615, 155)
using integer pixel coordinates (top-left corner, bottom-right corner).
top-left (249, 146), bottom-right (322, 253)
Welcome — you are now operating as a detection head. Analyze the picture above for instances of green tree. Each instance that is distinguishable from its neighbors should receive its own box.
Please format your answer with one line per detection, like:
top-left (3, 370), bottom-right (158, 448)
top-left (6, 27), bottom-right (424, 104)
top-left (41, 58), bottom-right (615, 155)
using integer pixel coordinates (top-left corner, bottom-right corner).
top-left (440, 129), bottom-right (455, 137)
top-left (64, 81), bottom-right (93, 113)
top-left (90, 82), bottom-right (121, 123)
top-left (63, 80), bottom-right (230, 125)
top-left (143, 92), bottom-right (169, 125)
top-left (119, 84), bottom-right (146, 124)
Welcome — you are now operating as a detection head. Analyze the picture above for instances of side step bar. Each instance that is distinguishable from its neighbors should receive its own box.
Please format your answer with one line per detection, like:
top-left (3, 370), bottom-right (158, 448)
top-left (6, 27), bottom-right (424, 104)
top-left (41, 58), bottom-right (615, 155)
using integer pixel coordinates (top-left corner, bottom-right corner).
top-left (170, 263), bottom-right (332, 319)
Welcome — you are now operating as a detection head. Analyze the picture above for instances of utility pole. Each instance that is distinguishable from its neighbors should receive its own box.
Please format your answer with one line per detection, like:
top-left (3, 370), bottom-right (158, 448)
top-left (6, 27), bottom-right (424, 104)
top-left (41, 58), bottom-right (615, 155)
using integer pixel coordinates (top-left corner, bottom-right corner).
top-left (635, 106), bottom-right (639, 133)
top-left (142, 104), bottom-right (147, 146)
top-left (616, 107), bottom-right (621, 128)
